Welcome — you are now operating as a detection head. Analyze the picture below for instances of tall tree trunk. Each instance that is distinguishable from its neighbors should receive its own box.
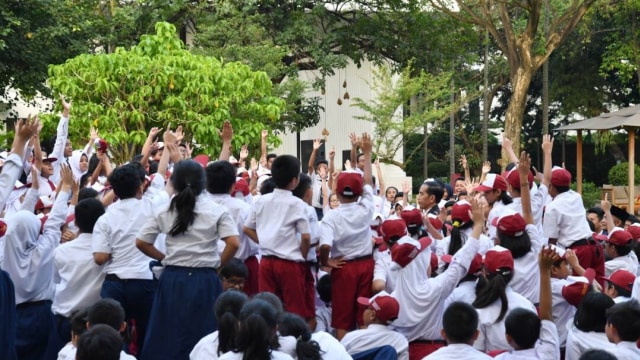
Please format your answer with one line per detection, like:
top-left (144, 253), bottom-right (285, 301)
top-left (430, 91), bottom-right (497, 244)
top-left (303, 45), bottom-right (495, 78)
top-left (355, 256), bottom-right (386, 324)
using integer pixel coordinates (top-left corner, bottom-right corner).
top-left (504, 68), bottom-right (535, 158)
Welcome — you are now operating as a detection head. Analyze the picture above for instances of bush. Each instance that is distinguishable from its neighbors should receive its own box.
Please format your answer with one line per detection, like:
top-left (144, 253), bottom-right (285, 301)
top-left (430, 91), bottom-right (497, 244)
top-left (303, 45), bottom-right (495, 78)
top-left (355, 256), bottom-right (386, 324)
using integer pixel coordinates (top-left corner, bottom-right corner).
top-left (572, 181), bottom-right (601, 209)
top-left (427, 162), bottom-right (449, 179)
top-left (608, 162), bottom-right (640, 185)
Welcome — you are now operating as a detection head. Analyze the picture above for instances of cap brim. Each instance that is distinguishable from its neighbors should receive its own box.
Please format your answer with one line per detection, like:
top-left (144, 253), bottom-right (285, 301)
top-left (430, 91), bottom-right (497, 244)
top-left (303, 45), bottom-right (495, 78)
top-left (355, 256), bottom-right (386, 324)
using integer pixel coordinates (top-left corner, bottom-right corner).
top-left (583, 268), bottom-right (596, 284)
top-left (474, 184), bottom-right (492, 192)
top-left (357, 297), bottom-right (371, 306)
top-left (418, 236), bottom-right (432, 250)
top-left (441, 254), bottom-right (453, 264)
top-left (43, 157), bottom-right (58, 163)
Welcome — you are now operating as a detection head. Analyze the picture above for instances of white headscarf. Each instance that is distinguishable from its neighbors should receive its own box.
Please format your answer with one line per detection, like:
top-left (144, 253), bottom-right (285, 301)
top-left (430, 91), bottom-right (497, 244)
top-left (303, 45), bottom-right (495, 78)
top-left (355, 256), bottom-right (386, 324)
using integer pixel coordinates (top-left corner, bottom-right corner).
top-left (69, 150), bottom-right (88, 183)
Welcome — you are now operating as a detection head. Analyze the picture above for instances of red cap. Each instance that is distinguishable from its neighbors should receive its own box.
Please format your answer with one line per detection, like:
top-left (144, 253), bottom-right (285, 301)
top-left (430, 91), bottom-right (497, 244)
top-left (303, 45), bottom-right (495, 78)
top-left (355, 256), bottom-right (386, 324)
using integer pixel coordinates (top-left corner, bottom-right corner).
top-left (602, 269), bottom-right (636, 293)
top-left (193, 154), bottom-right (210, 168)
top-left (505, 168), bottom-right (534, 190)
top-left (450, 200), bottom-right (471, 225)
top-left (234, 178), bottom-right (250, 197)
top-left (357, 292), bottom-right (400, 324)
top-left (483, 246), bottom-right (514, 274)
top-left (430, 252), bottom-right (439, 275)
top-left (606, 227), bottom-right (633, 246)
top-left (561, 268), bottom-right (596, 307)
top-left (551, 167), bottom-right (571, 187)
top-left (492, 209), bottom-right (526, 237)
top-left (593, 233), bottom-right (608, 242)
top-left (427, 213), bottom-right (443, 231)
top-left (42, 156), bottom-right (58, 163)
top-left (336, 172), bottom-right (363, 197)
top-left (474, 174), bottom-right (508, 192)
top-left (442, 253), bottom-right (483, 275)
top-left (391, 237), bottom-right (432, 268)
top-left (626, 224), bottom-right (640, 240)
top-left (97, 139), bottom-right (109, 153)
top-left (400, 208), bottom-right (422, 228)
top-left (0, 219), bottom-right (6, 237)
top-left (380, 219), bottom-right (407, 243)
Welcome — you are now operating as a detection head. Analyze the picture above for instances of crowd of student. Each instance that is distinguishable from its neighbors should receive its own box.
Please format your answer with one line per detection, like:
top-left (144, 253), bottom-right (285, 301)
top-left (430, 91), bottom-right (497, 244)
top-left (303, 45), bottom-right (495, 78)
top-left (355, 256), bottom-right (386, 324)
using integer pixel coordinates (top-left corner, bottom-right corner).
top-left (1, 98), bottom-right (640, 360)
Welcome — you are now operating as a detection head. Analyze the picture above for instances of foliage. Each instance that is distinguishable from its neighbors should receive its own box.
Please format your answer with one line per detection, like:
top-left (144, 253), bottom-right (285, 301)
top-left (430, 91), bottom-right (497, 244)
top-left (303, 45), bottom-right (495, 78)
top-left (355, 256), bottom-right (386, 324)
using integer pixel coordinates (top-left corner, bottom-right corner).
top-left (608, 162), bottom-right (640, 186)
top-left (47, 22), bottom-right (285, 163)
top-left (572, 181), bottom-right (602, 208)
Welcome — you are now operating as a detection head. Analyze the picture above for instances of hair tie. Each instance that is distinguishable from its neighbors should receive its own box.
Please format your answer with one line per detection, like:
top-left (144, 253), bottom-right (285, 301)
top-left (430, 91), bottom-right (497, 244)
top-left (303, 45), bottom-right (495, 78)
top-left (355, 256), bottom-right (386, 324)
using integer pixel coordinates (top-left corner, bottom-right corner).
top-left (453, 220), bottom-right (461, 228)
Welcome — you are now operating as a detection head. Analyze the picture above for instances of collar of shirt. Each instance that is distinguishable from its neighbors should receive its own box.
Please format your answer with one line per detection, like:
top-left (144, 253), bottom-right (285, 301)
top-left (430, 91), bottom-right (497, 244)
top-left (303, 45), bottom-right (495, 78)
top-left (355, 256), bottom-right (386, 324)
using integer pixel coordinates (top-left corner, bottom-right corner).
top-left (273, 188), bottom-right (293, 196)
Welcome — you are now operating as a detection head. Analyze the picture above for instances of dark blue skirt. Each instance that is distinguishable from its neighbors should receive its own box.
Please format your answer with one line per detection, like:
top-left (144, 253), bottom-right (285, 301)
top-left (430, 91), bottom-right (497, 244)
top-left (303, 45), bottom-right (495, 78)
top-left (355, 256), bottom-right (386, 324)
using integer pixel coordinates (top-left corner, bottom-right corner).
top-left (140, 266), bottom-right (222, 360)
top-left (0, 270), bottom-right (17, 360)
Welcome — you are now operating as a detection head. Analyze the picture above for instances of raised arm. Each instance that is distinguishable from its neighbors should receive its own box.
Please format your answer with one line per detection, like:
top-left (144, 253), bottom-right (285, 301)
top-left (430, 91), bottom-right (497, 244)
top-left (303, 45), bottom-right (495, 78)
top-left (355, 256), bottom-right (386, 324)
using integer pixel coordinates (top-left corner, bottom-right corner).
top-left (140, 127), bottom-right (160, 169)
top-left (1, 117), bottom-right (39, 209)
top-left (308, 138), bottom-right (321, 176)
top-left (218, 120), bottom-right (233, 161)
top-left (459, 154), bottom-right (470, 183)
top-left (518, 151), bottom-right (534, 225)
top-left (375, 158), bottom-right (386, 199)
top-left (360, 133), bottom-right (373, 187)
top-left (83, 127), bottom-right (99, 158)
top-left (502, 137), bottom-right (519, 164)
top-left (538, 247), bottom-right (558, 321)
top-left (349, 132), bottom-right (359, 168)
top-left (328, 147), bottom-right (336, 190)
top-left (259, 129), bottom-right (268, 167)
top-left (479, 161), bottom-right (491, 183)
top-left (600, 194), bottom-right (615, 233)
top-left (541, 135), bottom-right (553, 187)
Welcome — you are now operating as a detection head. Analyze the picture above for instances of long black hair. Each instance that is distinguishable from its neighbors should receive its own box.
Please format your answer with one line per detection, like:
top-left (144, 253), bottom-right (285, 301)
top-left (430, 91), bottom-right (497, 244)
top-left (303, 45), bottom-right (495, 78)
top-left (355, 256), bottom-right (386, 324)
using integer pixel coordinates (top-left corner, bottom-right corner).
top-left (216, 290), bottom-right (249, 355)
top-left (278, 313), bottom-right (323, 360)
top-left (497, 231), bottom-right (532, 259)
top-left (473, 269), bottom-right (513, 323)
top-left (448, 221), bottom-right (473, 255)
top-left (234, 299), bottom-right (280, 360)
top-left (168, 160), bottom-right (205, 236)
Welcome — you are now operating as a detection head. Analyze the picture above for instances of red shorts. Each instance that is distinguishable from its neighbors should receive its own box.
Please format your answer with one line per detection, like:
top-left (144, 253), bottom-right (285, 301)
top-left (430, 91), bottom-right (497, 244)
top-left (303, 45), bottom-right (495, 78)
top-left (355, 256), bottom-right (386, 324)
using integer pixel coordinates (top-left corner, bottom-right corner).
top-left (305, 263), bottom-right (316, 317)
top-left (331, 256), bottom-right (374, 331)
top-left (408, 341), bottom-right (446, 360)
top-left (259, 256), bottom-right (315, 318)
top-left (243, 256), bottom-right (259, 297)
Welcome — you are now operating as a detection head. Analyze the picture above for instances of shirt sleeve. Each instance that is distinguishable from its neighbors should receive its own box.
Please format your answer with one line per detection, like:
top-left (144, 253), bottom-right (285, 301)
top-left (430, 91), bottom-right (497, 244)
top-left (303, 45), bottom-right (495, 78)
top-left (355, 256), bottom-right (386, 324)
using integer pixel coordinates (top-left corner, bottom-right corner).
top-left (41, 190), bottom-right (70, 250)
top-left (244, 201), bottom-right (258, 230)
top-left (0, 153), bottom-right (23, 210)
top-left (433, 234), bottom-right (481, 296)
top-left (543, 205), bottom-right (560, 239)
top-left (137, 214), bottom-right (161, 245)
top-left (295, 201), bottom-right (311, 235)
top-left (49, 115), bottom-right (69, 184)
top-left (319, 215), bottom-right (336, 248)
top-left (535, 320), bottom-right (560, 360)
top-left (373, 256), bottom-right (388, 282)
top-left (217, 210), bottom-right (240, 239)
top-left (92, 215), bottom-right (112, 254)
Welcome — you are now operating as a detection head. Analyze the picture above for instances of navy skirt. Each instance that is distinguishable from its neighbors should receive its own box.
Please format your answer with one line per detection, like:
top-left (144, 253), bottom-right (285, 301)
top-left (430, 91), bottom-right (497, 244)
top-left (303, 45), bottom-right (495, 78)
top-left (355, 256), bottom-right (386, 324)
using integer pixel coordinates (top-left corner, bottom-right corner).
top-left (0, 270), bottom-right (17, 360)
top-left (140, 266), bottom-right (222, 360)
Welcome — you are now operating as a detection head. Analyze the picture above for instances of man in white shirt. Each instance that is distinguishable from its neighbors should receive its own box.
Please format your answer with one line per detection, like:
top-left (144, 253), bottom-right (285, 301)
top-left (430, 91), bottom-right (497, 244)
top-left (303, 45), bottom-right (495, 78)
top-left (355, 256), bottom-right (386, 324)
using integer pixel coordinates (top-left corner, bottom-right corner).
top-left (423, 302), bottom-right (492, 360)
top-left (604, 299), bottom-right (640, 360)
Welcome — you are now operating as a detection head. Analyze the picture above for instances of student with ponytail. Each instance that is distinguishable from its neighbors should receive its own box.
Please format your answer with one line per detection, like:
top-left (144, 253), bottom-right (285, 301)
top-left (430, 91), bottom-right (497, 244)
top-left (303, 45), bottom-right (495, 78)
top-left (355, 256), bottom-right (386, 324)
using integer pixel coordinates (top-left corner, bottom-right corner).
top-left (219, 299), bottom-right (294, 360)
top-left (279, 312), bottom-right (351, 360)
top-left (136, 159), bottom-right (240, 360)
top-left (189, 290), bottom-right (249, 359)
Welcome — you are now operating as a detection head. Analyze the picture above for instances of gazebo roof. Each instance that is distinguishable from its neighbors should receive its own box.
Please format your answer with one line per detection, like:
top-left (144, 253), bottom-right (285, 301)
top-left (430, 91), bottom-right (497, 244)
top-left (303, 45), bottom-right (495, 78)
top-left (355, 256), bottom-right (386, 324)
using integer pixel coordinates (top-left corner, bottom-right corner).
top-left (556, 104), bottom-right (640, 131)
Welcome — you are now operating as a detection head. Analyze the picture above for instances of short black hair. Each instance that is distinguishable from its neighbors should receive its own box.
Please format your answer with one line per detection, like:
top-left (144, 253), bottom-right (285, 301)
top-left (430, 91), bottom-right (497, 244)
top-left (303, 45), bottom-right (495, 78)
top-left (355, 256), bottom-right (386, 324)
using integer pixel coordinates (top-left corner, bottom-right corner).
top-left (316, 274), bottom-right (331, 304)
top-left (70, 308), bottom-right (89, 337)
top-left (74, 198), bottom-right (105, 234)
top-left (605, 300), bottom-right (640, 342)
top-left (442, 302), bottom-right (478, 343)
top-left (206, 160), bottom-right (237, 194)
top-left (76, 324), bottom-right (122, 360)
top-left (219, 258), bottom-right (248, 280)
top-left (87, 299), bottom-right (125, 332)
top-left (78, 188), bottom-right (99, 202)
top-left (108, 164), bottom-right (142, 199)
top-left (610, 243), bottom-right (633, 256)
top-left (606, 280), bottom-right (632, 298)
top-left (587, 207), bottom-right (605, 221)
top-left (266, 153), bottom-right (277, 161)
top-left (260, 177), bottom-right (277, 195)
top-left (574, 292), bottom-right (615, 332)
top-left (505, 308), bottom-right (540, 349)
top-left (292, 173), bottom-right (311, 199)
top-left (554, 185), bottom-right (571, 194)
top-left (270, 155), bottom-right (300, 189)
top-left (423, 180), bottom-right (444, 203)
top-left (579, 350), bottom-right (617, 360)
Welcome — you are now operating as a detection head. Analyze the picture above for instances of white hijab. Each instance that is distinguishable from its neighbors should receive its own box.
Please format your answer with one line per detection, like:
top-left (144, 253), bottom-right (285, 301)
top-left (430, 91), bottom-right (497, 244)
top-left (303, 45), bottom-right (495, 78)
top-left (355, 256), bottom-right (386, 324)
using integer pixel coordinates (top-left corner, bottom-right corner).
top-left (69, 150), bottom-right (87, 183)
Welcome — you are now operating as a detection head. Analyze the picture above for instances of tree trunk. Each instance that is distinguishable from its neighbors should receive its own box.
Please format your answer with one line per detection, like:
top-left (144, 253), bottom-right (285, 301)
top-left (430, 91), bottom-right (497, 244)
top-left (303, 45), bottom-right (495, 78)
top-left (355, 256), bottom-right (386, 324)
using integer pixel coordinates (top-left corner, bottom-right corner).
top-left (504, 68), bottom-right (535, 162)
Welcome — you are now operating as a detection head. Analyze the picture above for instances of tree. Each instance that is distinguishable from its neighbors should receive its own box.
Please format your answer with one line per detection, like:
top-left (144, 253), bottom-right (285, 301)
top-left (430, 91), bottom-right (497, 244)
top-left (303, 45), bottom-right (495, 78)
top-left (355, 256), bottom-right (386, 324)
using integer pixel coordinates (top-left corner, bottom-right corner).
top-left (47, 22), bottom-right (285, 163)
top-left (428, 0), bottom-right (598, 154)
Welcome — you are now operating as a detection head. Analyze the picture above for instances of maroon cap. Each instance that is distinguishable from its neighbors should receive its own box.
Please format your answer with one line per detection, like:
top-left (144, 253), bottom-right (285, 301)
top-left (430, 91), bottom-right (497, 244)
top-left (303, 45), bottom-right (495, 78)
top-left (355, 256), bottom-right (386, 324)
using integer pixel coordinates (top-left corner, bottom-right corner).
top-left (505, 168), bottom-right (534, 190)
top-left (551, 167), bottom-right (571, 187)
top-left (234, 178), bottom-right (250, 197)
top-left (593, 232), bottom-right (608, 242)
top-left (97, 139), bottom-right (109, 153)
top-left (450, 200), bottom-right (471, 225)
top-left (380, 219), bottom-right (407, 243)
top-left (0, 219), bottom-right (6, 237)
top-left (391, 237), bottom-right (432, 268)
top-left (42, 156), bottom-right (58, 163)
top-left (483, 246), bottom-right (514, 274)
top-left (336, 172), bottom-right (363, 197)
top-left (357, 292), bottom-right (400, 324)
top-left (442, 253), bottom-right (483, 275)
top-left (492, 209), bottom-right (526, 237)
top-left (602, 269), bottom-right (636, 293)
top-left (400, 208), bottom-right (422, 228)
top-left (193, 154), bottom-right (210, 168)
top-left (562, 268), bottom-right (596, 307)
top-left (474, 174), bottom-right (508, 192)
top-left (626, 224), bottom-right (640, 241)
top-left (606, 227), bottom-right (633, 246)
top-left (427, 213), bottom-right (443, 231)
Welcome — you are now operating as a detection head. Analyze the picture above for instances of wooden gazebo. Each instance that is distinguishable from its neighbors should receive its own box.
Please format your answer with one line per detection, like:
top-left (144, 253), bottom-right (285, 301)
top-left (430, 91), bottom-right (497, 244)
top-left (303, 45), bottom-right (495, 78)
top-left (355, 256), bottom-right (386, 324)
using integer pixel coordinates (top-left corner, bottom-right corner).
top-left (555, 105), bottom-right (640, 212)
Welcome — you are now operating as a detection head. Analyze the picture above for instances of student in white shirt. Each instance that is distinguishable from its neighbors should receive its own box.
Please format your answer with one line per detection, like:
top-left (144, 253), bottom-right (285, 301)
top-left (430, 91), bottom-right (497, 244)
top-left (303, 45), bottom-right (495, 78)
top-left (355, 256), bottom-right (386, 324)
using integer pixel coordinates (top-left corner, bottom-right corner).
top-left (280, 312), bottom-right (352, 360)
top-left (136, 159), bottom-right (240, 360)
top-left (603, 269), bottom-right (636, 303)
top-left (56, 308), bottom-right (88, 360)
top-left (474, 173), bottom-right (512, 240)
top-left (341, 292), bottom-right (408, 359)
top-left (189, 290), bottom-right (249, 360)
top-left (75, 324), bottom-right (123, 360)
top-left (219, 299), bottom-right (294, 360)
top-left (604, 299), bottom-right (640, 360)
top-left (603, 228), bottom-right (638, 276)
top-left (442, 253), bottom-right (483, 308)
top-left (423, 302), bottom-right (492, 360)
top-left (315, 273), bottom-right (333, 335)
top-left (565, 292), bottom-right (616, 360)
top-left (48, 198), bottom-right (106, 357)
top-left (495, 246), bottom-right (561, 360)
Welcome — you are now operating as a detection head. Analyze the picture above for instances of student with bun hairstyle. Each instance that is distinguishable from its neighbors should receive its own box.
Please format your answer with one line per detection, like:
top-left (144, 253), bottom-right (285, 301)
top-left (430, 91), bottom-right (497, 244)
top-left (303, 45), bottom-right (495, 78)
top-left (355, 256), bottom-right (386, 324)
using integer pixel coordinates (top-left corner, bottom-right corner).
top-left (279, 312), bottom-right (351, 360)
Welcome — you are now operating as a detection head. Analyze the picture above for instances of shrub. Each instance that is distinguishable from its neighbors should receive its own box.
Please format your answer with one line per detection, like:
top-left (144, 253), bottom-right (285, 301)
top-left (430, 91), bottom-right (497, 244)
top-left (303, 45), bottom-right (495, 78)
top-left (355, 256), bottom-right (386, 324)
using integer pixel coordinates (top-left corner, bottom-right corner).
top-left (608, 162), bottom-right (640, 186)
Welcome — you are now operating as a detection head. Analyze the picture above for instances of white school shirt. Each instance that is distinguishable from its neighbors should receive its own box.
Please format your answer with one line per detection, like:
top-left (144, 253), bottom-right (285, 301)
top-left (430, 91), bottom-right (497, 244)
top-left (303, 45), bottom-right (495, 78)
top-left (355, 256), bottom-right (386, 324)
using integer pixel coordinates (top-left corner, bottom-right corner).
top-left (509, 225), bottom-right (542, 304)
top-left (605, 254), bottom-right (639, 277)
top-left (632, 276), bottom-right (640, 303)
top-left (473, 288), bottom-right (537, 352)
top-left (303, 204), bottom-right (320, 262)
top-left (0, 152), bottom-right (26, 267)
top-left (190, 331), bottom-right (220, 360)
top-left (52, 233), bottom-right (106, 317)
top-left (319, 185), bottom-right (375, 259)
top-left (391, 236), bottom-right (480, 341)
top-left (138, 193), bottom-right (238, 268)
top-left (610, 341), bottom-right (640, 360)
top-left (543, 191), bottom-right (592, 248)
top-left (340, 324), bottom-right (408, 360)
top-left (244, 188), bottom-right (310, 261)
top-left (422, 343), bottom-right (493, 360)
top-left (218, 350), bottom-right (293, 360)
top-left (613, 295), bottom-right (631, 303)
top-left (312, 331), bottom-right (353, 359)
top-left (550, 278), bottom-right (577, 347)
top-left (444, 280), bottom-right (477, 309)
top-left (206, 193), bottom-right (257, 261)
top-left (2, 190), bottom-right (69, 304)
top-left (58, 347), bottom-right (135, 360)
top-left (487, 200), bottom-right (508, 240)
top-left (310, 172), bottom-right (327, 209)
top-left (373, 248), bottom-right (396, 293)
top-left (315, 303), bottom-right (333, 335)
top-left (494, 320), bottom-right (560, 360)
top-left (564, 327), bottom-right (615, 360)
top-left (48, 115), bottom-right (69, 185)
top-left (92, 191), bottom-right (168, 280)
top-left (57, 343), bottom-right (75, 360)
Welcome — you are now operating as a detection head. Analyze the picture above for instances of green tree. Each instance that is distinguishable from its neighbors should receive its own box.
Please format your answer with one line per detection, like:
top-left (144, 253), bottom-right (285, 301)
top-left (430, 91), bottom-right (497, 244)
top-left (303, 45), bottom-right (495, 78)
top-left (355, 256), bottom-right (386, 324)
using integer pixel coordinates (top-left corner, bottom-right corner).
top-left (47, 22), bottom-right (285, 163)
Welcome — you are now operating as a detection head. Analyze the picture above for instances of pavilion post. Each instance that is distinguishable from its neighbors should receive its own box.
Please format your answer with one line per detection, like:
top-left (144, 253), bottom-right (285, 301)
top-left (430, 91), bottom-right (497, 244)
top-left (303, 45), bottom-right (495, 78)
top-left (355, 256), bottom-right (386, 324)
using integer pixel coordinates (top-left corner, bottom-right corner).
top-left (577, 131), bottom-right (583, 194)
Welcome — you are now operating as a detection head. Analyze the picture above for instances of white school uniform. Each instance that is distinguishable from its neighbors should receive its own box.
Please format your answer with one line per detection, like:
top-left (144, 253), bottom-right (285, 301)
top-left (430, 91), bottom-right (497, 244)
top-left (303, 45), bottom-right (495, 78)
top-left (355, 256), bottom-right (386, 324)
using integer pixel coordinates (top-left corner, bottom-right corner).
top-left (422, 343), bottom-right (492, 360)
top-left (473, 288), bottom-right (537, 352)
top-left (565, 326), bottom-right (616, 360)
top-left (443, 280), bottom-right (477, 308)
top-left (312, 331), bottom-right (353, 359)
top-left (48, 114), bottom-right (69, 185)
top-left (610, 341), bottom-right (640, 360)
top-left (189, 331), bottom-right (220, 360)
top-left (494, 320), bottom-right (560, 360)
top-left (218, 351), bottom-right (293, 360)
top-left (605, 254), bottom-right (639, 277)
top-left (543, 191), bottom-right (592, 248)
top-left (341, 324), bottom-right (408, 360)
top-left (632, 276), bottom-right (640, 303)
top-left (315, 302), bottom-right (333, 335)
top-left (373, 247), bottom-right (396, 293)
top-left (205, 193), bottom-right (257, 261)
top-left (52, 233), bottom-right (105, 317)
top-left (57, 343), bottom-right (75, 360)
top-left (305, 204), bottom-right (320, 261)
top-left (509, 225), bottom-right (542, 304)
top-left (487, 200), bottom-right (508, 240)
top-left (550, 278), bottom-right (577, 347)
top-left (58, 347), bottom-right (135, 360)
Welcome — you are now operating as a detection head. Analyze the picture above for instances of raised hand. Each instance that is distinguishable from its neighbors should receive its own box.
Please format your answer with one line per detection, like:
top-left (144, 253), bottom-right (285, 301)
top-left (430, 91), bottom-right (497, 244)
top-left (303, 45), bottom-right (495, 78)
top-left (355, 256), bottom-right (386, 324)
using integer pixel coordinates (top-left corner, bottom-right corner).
top-left (163, 126), bottom-right (177, 144)
top-left (60, 94), bottom-right (71, 117)
top-left (219, 120), bottom-right (233, 142)
top-left (174, 125), bottom-right (184, 144)
top-left (250, 157), bottom-right (258, 171)
top-left (60, 164), bottom-right (74, 191)
top-left (481, 161), bottom-right (491, 175)
top-left (91, 127), bottom-right (100, 142)
top-left (402, 180), bottom-right (410, 194)
top-left (517, 151), bottom-right (531, 176)
top-left (344, 159), bottom-right (352, 170)
top-left (360, 132), bottom-right (372, 153)
top-left (329, 147), bottom-right (335, 160)
top-left (539, 246), bottom-right (560, 271)
top-left (261, 129), bottom-right (268, 139)
top-left (601, 193), bottom-right (611, 213)
top-left (502, 137), bottom-right (512, 151)
top-left (542, 134), bottom-right (553, 154)
top-left (459, 154), bottom-right (468, 169)
top-left (313, 138), bottom-right (322, 150)
top-left (469, 194), bottom-right (485, 224)
top-left (239, 145), bottom-right (249, 161)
